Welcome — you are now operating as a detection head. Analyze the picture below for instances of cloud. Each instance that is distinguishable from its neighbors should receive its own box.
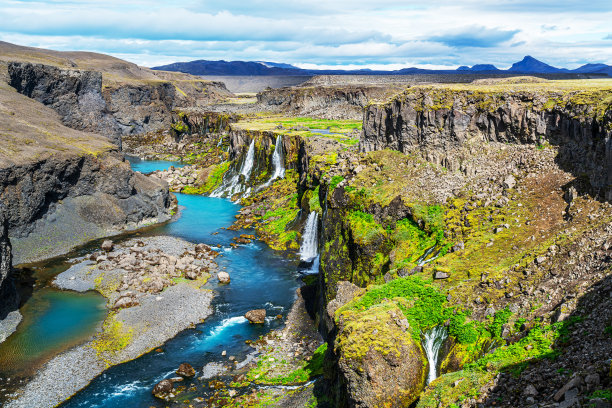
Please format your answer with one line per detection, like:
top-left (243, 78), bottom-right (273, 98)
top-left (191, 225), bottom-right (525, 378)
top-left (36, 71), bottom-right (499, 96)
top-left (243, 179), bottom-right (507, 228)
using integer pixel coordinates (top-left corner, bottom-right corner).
top-left (0, 0), bottom-right (611, 68)
top-left (428, 26), bottom-right (519, 48)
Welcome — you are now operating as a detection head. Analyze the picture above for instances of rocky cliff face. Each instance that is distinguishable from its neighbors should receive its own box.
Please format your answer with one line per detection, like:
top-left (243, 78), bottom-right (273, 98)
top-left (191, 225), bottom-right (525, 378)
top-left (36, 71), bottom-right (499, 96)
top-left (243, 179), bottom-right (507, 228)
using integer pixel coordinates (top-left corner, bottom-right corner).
top-left (257, 85), bottom-right (404, 120)
top-left (9, 62), bottom-right (177, 146)
top-left (1, 152), bottom-right (171, 264)
top-left (0, 208), bottom-right (20, 343)
top-left (361, 86), bottom-right (612, 201)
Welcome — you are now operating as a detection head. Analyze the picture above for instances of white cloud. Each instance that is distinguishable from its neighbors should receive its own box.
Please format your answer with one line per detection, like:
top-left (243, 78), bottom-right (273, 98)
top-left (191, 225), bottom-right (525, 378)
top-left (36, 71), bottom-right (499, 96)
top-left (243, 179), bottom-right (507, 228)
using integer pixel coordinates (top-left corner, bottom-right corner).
top-left (0, 0), bottom-right (611, 68)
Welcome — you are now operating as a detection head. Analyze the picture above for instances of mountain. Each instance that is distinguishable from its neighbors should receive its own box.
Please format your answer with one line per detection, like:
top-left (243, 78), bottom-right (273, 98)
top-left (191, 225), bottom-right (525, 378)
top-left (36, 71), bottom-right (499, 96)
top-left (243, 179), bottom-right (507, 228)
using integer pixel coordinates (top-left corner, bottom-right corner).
top-left (152, 60), bottom-right (306, 76)
top-left (508, 55), bottom-right (567, 73)
top-left (573, 63), bottom-right (612, 76)
top-left (152, 56), bottom-right (612, 77)
top-left (457, 64), bottom-right (499, 72)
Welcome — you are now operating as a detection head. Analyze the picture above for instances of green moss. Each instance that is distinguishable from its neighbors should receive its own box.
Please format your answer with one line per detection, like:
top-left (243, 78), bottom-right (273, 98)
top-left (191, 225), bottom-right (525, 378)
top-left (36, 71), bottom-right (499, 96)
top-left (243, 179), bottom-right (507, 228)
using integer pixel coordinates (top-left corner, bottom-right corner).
top-left (338, 276), bottom-right (478, 343)
top-left (171, 121), bottom-right (189, 134)
top-left (245, 343), bottom-right (327, 385)
top-left (202, 161), bottom-right (231, 193)
top-left (329, 175), bottom-right (344, 190)
top-left (347, 210), bottom-right (386, 245)
top-left (90, 312), bottom-right (133, 364)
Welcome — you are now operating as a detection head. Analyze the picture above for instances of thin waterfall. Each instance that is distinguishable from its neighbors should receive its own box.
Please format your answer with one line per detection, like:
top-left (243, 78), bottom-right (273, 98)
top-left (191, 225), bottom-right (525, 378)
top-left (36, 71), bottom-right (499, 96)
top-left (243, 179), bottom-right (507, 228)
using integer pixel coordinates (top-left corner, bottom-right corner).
top-left (299, 212), bottom-right (319, 262)
top-left (263, 135), bottom-right (285, 187)
top-left (210, 140), bottom-right (255, 198)
top-left (240, 140), bottom-right (255, 178)
top-left (423, 326), bottom-right (448, 384)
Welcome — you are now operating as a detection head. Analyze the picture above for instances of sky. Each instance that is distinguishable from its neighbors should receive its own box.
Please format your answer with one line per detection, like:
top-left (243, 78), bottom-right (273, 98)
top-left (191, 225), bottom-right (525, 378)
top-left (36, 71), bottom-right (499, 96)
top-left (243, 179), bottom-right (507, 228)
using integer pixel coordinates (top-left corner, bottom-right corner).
top-left (1, 0), bottom-right (611, 69)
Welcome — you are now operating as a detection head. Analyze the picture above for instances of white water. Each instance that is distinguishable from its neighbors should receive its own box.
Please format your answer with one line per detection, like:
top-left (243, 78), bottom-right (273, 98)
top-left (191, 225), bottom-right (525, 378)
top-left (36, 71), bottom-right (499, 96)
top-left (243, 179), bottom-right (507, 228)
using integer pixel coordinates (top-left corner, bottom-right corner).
top-left (210, 140), bottom-right (255, 198)
top-left (270, 135), bottom-right (285, 181)
top-left (423, 326), bottom-right (448, 384)
top-left (240, 140), bottom-right (255, 177)
top-left (299, 211), bottom-right (319, 262)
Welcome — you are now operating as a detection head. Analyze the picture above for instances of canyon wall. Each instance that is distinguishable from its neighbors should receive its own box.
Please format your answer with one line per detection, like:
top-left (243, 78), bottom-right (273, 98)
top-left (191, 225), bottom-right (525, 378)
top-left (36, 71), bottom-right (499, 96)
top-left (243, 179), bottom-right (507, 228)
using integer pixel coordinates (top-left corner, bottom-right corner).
top-left (257, 85), bottom-right (405, 120)
top-left (8, 62), bottom-right (231, 146)
top-left (1, 152), bottom-right (171, 264)
top-left (361, 86), bottom-right (612, 201)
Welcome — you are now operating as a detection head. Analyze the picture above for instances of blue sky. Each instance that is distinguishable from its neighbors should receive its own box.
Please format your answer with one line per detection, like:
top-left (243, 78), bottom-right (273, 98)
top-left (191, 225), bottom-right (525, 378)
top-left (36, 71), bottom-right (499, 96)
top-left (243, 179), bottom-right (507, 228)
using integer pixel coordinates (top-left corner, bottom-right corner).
top-left (1, 0), bottom-right (611, 69)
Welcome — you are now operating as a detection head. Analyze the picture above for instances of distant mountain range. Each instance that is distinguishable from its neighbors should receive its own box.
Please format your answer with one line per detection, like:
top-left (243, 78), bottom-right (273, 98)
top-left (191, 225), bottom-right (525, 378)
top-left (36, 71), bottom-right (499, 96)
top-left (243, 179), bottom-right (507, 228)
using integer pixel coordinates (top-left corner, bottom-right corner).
top-left (152, 56), bottom-right (612, 77)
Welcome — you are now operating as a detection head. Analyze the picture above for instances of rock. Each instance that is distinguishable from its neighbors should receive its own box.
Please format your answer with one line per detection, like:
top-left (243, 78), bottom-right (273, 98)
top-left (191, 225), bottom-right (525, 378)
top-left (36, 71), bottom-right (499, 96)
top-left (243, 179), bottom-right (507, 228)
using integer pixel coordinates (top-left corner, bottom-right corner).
top-left (434, 271), bottom-right (449, 279)
top-left (245, 309), bottom-right (266, 324)
top-left (176, 363), bottom-right (196, 378)
top-left (152, 379), bottom-right (174, 400)
top-left (217, 271), bottom-right (230, 284)
top-left (101, 240), bottom-right (114, 252)
top-left (185, 269), bottom-right (199, 280)
top-left (200, 362), bottom-right (227, 380)
top-left (553, 375), bottom-right (583, 401)
top-left (112, 295), bottom-right (139, 310)
top-left (523, 384), bottom-right (538, 396)
top-left (535, 256), bottom-right (547, 265)
top-left (503, 174), bottom-right (517, 189)
top-left (335, 304), bottom-right (426, 407)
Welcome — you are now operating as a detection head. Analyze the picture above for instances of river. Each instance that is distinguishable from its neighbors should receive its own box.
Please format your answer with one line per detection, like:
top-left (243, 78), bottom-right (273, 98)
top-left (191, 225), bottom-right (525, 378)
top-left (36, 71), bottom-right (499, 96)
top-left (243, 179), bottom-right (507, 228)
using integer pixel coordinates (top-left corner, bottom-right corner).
top-left (0, 160), bottom-right (302, 407)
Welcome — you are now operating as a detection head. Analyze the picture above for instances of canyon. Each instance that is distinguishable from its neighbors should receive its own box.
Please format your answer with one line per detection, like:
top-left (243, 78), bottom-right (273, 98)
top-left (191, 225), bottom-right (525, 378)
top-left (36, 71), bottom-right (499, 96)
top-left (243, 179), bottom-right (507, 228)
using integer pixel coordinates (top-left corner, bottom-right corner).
top-left (0, 40), bottom-right (611, 408)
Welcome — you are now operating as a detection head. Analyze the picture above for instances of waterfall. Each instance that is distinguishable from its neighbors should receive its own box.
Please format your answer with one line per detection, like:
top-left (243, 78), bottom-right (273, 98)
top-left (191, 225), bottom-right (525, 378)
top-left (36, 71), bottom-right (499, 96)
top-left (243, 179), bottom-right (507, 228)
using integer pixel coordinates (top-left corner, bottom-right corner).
top-left (210, 140), bottom-right (255, 198)
top-left (263, 135), bottom-right (285, 187)
top-left (299, 212), bottom-right (319, 262)
top-left (240, 140), bottom-right (255, 178)
top-left (423, 326), bottom-right (448, 385)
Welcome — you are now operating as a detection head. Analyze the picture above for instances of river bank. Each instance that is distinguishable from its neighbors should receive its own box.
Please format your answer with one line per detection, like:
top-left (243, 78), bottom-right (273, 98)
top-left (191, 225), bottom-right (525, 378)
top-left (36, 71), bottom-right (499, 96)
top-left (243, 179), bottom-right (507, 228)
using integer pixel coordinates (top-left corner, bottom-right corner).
top-left (5, 235), bottom-right (216, 408)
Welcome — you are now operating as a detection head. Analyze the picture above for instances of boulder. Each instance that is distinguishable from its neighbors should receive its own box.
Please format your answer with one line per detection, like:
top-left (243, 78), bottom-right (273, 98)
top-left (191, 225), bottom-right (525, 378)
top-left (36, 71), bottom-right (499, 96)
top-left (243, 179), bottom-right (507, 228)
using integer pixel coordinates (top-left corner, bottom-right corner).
top-left (434, 271), bottom-right (449, 279)
top-left (201, 362), bottom-right (227, 380)
top-left (112, 295), bottom-right (139, 310)
top-left (217, 271), bottom-right (230, 284)
top-left (176, 362), bottom-right (196, 378)
top-left (245, 309), bottom-right (266, 324)
top-left (152, 379), bottom-right (174, 400)
top-left (335, 303), bottom-right (427, 407)
top-left (503, 174), bottom-right (517, 189)
top-left (101, 240), bottom-right (114, 252)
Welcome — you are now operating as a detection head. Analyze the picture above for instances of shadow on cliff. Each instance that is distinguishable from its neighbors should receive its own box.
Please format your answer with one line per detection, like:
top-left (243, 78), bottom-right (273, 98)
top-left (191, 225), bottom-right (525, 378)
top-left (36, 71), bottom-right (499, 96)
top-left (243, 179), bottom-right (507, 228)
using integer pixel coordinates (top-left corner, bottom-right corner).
top-left (480, 272), bottom-right (612, 407)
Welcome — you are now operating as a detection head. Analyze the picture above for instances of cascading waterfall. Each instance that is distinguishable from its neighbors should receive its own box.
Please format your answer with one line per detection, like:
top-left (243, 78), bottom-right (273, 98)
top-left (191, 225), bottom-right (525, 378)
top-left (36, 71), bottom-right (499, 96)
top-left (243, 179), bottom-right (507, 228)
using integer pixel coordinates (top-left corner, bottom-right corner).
top-left (299, 211), bottom-right (319, 262)
top-left (423, 326), bottom-right (448, 384)
top-left (210, 140), bottom-right (255, 198)
top-left (264, 135), bottom-right (285, 186)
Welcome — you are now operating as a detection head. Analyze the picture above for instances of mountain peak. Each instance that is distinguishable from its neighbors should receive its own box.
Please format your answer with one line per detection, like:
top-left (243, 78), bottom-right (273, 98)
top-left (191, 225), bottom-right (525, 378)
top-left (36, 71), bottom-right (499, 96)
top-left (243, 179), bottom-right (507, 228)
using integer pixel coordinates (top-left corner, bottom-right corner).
top-left (509, 56), bottom-right (563, 73)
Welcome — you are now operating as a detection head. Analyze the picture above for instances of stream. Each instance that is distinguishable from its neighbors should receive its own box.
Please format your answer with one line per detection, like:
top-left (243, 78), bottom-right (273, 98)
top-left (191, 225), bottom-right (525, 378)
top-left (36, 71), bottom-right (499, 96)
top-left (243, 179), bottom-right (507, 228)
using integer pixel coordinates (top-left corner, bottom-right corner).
top-left (0, 159), bottom-right (303, 407)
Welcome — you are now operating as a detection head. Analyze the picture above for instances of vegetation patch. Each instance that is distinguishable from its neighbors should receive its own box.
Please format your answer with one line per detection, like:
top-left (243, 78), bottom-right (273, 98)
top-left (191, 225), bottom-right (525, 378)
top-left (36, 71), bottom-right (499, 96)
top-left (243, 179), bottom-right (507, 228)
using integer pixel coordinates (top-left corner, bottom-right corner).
top-left (90, 312), bottom-right (133, 364)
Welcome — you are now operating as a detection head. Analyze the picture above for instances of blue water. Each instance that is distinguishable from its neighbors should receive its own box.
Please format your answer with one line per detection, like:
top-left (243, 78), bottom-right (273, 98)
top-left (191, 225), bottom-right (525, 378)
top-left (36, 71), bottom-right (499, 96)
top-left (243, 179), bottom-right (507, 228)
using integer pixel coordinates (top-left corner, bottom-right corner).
top-left (126, 155), bottom-right (186, 174)
top-left (0, 289), bottom-right (106, 375)
top-left (59, 192), bottom-right (301, 407)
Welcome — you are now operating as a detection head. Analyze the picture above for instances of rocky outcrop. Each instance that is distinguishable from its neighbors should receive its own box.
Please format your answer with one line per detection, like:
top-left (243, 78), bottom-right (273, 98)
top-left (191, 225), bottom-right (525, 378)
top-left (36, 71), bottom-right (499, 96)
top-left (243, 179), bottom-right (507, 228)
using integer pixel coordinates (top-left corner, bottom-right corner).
top-left (334, 303), bottom-right (427, 408)
top-left (361, 87), bottom-right (612, 201)
top-left (0, 209), bottom-right (20, 343)
top-left (1, 152), bottom-right (171, 264)
top-left (257, 85), bottom-right (404, 120)
top-left (9, 62), bottom-right (175, 145)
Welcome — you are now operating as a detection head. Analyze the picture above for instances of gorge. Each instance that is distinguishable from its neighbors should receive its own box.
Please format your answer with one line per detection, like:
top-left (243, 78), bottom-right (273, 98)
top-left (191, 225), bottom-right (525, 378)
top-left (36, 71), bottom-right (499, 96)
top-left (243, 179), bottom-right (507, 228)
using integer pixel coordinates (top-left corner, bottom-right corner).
top-left (0, 40), bottom-right (611, 408)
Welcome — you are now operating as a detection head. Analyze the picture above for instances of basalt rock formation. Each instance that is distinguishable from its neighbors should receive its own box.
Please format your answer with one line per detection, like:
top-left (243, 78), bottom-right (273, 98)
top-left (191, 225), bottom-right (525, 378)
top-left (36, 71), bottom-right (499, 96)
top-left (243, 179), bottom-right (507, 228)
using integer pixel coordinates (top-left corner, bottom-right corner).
top-left (2, 151), bottom-right (171, 264)
top-left (361, 85), bottom-right (612, 201)
top-left (0, 209), bottom-right (20, 342)
top-left (8, 62), bottom-right (175, 146)
top-left (257, 84), bottom-right (406, 120)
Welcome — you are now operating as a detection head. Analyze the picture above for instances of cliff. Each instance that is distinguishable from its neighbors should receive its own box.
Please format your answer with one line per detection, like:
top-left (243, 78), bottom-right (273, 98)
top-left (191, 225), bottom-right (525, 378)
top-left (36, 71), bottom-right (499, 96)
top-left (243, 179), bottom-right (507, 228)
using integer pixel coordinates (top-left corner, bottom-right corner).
top-left (9, 62), bottom-right (176, 146)
top-left (0, 209), bottom-right (20, 343)
top-left (257, 84), bottom-right (406, 120)
top-left (361, 80), bottom-right (612, 201)
top-left (0, 82), bottom-right (171, 264)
